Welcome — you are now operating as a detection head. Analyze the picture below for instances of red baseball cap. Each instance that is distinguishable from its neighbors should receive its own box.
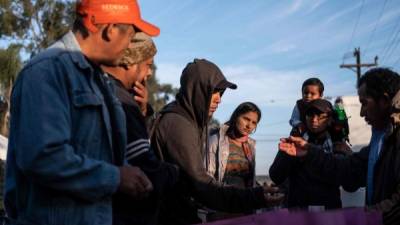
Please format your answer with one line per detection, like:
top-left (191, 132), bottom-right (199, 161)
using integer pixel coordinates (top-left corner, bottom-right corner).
top-left (76, 0), bottom-right (160, 36)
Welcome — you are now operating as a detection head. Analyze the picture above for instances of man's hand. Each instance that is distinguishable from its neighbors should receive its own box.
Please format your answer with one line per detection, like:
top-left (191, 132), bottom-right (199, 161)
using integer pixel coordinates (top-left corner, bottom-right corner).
top-left (118, 166), bottom-right (153, 199)
top-left (279, 136), bottom-right (309, 157)
top-left (133, 78), bottom-right (149, 116)
top-left (263, 183), bottom-right (284, 206)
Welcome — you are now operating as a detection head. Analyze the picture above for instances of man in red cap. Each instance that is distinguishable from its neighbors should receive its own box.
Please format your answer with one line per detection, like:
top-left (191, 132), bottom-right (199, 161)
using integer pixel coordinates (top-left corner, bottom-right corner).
top-left (4, 1), bottom-right (160, 224)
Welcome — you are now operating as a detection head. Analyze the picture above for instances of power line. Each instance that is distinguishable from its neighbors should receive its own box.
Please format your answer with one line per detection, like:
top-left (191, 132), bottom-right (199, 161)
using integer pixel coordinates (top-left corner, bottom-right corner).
top-left (382, 25), bottom-right (400, 64)
top-left (393, 55), bottom-right (400, 68)
top-left (340, 48), bottom-right (378, 83)
top-left (380, 15), bottom-right (400, 61)
top-left (342, 51), bottom-right (356, 64)
top-left (364, 0), bottom-right (389, 56)
top-left (345, 0), bottom-right (365, 60)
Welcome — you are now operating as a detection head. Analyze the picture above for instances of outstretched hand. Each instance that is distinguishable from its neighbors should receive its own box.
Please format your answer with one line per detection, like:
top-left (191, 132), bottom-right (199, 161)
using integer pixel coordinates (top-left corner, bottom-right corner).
top-left (279, 136), bottom-right (309, 157)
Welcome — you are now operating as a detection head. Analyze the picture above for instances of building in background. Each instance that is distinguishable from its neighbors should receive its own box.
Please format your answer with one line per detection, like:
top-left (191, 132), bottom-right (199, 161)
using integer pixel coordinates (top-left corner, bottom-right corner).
top-left (340, 95), bottom-right (370, 207)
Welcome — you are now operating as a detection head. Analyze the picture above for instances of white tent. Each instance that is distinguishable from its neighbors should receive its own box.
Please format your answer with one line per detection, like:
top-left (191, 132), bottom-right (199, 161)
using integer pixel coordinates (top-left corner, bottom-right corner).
top-left (339, 95), bottom-right (371, 207)
top-left (341, 96), bottom-right (371, 151)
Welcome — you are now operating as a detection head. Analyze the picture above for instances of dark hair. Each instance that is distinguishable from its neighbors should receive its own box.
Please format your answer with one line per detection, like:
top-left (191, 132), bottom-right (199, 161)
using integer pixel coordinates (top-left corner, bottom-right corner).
top-left (72, 14), bottom-right (133, 40)
top-left (357, 68), bottom-right (400, 101)
top-left (226, 102), bottom-right (261, 133)
top-left (72, 14), bottom-right (90, 38)
top-left (302, 77), bottom-right (324, 95)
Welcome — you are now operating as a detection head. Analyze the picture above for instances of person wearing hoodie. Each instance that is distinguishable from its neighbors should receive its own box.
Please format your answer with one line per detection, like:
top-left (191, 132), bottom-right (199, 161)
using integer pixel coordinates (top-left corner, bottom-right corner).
top-left (279, 68), bottom-right (400, 225)
top-left (151, 59), bottom-right (284, 225)
top-left (102, 32), bottom-right (179, 225)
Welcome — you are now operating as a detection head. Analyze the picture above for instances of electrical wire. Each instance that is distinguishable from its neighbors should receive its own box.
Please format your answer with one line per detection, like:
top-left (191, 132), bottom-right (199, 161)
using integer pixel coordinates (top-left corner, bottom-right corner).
top-left (344, 0), bottom-right (365, 64)
top-left (364, 0), bottom-right (389, 56)
top-left (392, 54), bottom-right (400, 68)
top-left (382, 25), bottom-right (400, 64)
top-left (380, 15), bottom-right (400, 62)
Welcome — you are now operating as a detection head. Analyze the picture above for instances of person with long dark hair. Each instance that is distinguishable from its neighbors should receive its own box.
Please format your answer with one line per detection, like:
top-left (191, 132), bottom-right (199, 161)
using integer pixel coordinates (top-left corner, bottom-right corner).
top-left (207, 102), bottom-right (262, 188)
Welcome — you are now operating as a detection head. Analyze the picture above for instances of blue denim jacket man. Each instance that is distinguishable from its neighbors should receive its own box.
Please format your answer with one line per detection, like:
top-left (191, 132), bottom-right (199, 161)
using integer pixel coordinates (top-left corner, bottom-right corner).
top-left (4, 0), bottom-right (161, 224)
top-left (4, 31), bottom-right (126, 225)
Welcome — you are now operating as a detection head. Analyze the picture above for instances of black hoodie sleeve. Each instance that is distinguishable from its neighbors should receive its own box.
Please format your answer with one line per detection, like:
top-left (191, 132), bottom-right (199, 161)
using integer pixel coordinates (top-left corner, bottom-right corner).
top-left (269, 151), bottom-right (295, 185)
top-left (304, 144), bottom-right (369, 191)
top-left (153, 113), bottom-right (267, 212)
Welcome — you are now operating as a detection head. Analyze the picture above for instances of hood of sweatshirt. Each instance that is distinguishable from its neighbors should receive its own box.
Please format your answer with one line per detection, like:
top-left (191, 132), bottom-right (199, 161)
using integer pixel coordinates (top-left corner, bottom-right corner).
top-left (162, 59), bottom-right (237, 129)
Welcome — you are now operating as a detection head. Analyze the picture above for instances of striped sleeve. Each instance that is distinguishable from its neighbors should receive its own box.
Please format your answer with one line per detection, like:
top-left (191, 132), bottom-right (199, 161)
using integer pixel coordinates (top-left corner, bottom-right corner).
top-left (126, 138), bottom-right (150, 161)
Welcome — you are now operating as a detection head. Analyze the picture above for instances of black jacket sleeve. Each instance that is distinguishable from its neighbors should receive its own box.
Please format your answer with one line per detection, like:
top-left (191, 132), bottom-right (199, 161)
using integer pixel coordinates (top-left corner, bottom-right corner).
top-left (305, 145), bottom-right (369, 192)
top-left (269, 151), bottom-right (295, 185)
top-left (153, 114), bottom-right (267, 212)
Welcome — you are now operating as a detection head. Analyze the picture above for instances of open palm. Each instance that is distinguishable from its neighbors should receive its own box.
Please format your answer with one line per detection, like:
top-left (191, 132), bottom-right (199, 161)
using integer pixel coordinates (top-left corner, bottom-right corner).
top-left (278, 136), bottom-right (309, 157)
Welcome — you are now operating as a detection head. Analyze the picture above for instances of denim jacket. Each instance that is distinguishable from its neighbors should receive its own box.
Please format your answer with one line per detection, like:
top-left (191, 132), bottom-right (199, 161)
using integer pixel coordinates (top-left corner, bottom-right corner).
top-left (4, 31), bottom-right (127, 225)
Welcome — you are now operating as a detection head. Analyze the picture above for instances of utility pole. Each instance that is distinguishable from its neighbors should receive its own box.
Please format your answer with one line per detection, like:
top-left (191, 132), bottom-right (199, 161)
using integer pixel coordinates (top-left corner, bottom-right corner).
top-left (340, 47), bottom-right (378, 83)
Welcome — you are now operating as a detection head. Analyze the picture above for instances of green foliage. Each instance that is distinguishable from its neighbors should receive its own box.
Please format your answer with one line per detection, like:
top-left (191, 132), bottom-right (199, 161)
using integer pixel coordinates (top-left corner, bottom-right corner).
top-left (0, 0), bottom-right (180, 214)
top-left (0, 1), bottom-right (181, 214)
top-left (0, 0), bottom-right (75, 55)
top-left (147, 65), bottom-right (178, 112)
top-left (0, 0), bottom-right (176, 112)
top-left (209, 117), bottom-right (220, 131)
top-left (0, 44), bottom-right (22, 92)
top-left (0, 45), bottom-right (21, 137)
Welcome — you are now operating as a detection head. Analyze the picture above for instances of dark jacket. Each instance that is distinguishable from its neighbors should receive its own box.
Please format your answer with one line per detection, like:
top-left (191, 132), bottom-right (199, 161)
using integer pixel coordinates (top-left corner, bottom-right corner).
top-left (269, 131), bottom-right (344, 209)
top-left (297, 120), bottom-right (400, 225)
top-left (151, 59), bottom-right (266, 225)
top-left (111, 78), bottom-right (179, 225)
top-left (4, 31), bottom-right (124, 225)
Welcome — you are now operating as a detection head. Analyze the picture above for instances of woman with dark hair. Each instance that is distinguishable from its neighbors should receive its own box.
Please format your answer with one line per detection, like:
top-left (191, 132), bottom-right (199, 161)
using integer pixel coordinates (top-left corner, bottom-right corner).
top-left (207, 102), bottom-right (261, 189)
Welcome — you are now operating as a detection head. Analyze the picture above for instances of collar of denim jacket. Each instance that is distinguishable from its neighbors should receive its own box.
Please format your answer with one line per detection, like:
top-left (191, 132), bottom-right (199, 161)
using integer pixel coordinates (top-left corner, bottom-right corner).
top-left (61, 31), bottom-right (92, 71)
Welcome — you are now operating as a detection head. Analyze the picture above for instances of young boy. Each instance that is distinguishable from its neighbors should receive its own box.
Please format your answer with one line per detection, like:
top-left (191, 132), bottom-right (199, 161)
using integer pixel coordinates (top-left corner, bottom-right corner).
top-left (289, 78), bottom-right (324, 136)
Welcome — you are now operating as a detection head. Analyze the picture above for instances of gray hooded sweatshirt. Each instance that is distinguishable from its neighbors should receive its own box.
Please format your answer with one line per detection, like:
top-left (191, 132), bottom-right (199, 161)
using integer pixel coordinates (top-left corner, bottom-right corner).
top-left (151, 59), bottom-right (266, 225)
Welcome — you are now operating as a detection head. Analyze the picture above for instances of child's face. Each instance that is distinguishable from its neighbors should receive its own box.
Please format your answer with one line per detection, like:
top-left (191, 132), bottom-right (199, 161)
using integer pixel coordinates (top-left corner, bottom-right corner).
top-left (302, 85), bottom-right (321, 102)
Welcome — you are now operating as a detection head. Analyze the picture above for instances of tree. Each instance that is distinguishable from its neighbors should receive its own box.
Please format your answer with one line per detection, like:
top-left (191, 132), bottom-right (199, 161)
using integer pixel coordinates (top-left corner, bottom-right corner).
top-left (147, 65), bottom-right (178, 112)
top-left (0, 0), bottom-right (177, 116)
top-left (0, 45), bottom-right (22, 136)
top-left (209, 117), bottom-right (220, 129)
top-left (0, 1), bottom-right (178, 212)
top-left (0, 0), bottom-right (75, 56)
